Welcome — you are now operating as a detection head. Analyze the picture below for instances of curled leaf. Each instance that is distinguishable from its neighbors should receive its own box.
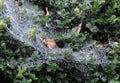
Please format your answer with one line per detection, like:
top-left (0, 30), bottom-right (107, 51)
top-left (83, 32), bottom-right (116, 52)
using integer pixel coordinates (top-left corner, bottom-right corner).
top-left (46, 40), bottom-right (56, 49)
top-left (76, 22), bottom-right (82, 34)
top-left (40, 38), bottom-right (56, 49)
top-left (45, 7), bottom-right (50, 16)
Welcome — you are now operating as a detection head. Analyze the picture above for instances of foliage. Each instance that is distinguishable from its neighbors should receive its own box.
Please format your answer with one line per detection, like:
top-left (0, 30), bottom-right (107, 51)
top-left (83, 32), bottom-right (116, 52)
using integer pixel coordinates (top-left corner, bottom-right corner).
top-left (0, 0), bottom-right (120, 83)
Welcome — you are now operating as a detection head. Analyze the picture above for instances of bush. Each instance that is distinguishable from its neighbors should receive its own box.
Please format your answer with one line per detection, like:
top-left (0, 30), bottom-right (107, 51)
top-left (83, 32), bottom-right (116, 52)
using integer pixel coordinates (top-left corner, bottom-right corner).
top-left (0, 0), bottom-right (120, 83)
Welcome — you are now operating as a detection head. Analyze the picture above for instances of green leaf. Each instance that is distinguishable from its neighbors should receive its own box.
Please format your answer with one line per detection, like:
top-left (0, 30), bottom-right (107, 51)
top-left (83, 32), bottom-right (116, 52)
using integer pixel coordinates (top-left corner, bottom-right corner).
top-left (40, 17), bottom-right (48, 25)
top-left (27, 79), bottom-right (32, 83)
top-left (57, 73), bottom-right (67, 79)
top-left (16, 67), bottom-right (27, 79)
top-left (0, 0), bottom-right (5, 10)
top-left (29, 73), bottom-right (38, 80)
top-left (46, 76), bottom-right (52, 82)
top-left (20, 8), bottom-right (27, 17)
top-left (109, 80), bottom-right (120, 83)
top-left (0, 21), bottom-right (5, 30)
top-left (28, 26), bottom-right (37, 41)
top-left (0, 64), bottom-right (4, 70)
top-left (113, 74), bottom-right (119, 80)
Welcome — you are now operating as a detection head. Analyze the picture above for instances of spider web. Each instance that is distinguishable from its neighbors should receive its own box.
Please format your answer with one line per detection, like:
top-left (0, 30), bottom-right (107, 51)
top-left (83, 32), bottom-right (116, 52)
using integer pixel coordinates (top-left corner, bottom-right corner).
top-left (3, 0), bottom-right (110, 76)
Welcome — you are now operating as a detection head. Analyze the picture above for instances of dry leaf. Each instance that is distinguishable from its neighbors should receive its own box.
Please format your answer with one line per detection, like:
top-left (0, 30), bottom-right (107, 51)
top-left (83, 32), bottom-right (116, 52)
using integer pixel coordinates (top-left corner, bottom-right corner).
top-left (46, 40), bottom-right (56, 49)
top-left (45, 7), bottom-right (50, 16)
top-left (76, 22), bottom-right (82, 34)
top-left (40, 38), bottom-right (56, 49)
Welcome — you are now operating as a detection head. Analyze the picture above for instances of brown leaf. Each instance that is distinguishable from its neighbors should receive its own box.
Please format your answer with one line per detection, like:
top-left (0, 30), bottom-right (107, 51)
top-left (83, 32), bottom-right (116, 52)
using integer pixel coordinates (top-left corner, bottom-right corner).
top-left (45, 7), bottom-right (50, 16)
top-left (46, 40), bottom-right (56, 49)
top-left (40, 38), bottom-right (56, 49)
